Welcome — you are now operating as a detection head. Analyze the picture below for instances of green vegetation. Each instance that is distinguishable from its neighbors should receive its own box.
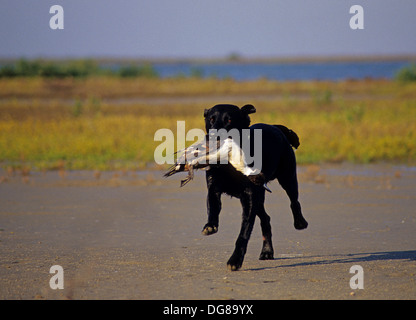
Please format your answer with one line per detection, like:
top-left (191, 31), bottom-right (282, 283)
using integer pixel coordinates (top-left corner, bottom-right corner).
top-left (0, 59), bottom-right (159, 78)
top-left (395, 64), bottom-right (416, 83)
top-left (0, 76), bottom-right (415, 171)
top-left (117, 64), bottom-right (158, 78)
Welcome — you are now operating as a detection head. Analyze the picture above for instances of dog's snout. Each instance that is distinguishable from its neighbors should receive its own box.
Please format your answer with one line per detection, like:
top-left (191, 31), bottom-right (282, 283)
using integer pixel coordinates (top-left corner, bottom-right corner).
top-left (208, 114), bottom-right (233, 130)
top-left (209, 118), bottom-right (223, 130)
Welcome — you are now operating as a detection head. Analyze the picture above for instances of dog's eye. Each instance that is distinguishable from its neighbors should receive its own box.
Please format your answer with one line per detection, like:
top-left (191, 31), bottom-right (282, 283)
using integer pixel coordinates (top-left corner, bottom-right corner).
top-left (223, 116), bottom-right (231, 124)
top-left (210, 116), bottom-right (215, 124)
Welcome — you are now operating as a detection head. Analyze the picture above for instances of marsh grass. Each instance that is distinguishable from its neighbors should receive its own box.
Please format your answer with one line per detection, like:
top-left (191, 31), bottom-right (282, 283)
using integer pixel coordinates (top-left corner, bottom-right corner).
top-left (0, 77), bottom-right (415, 171)
top-left (395, 64), bottom-right (416, 83)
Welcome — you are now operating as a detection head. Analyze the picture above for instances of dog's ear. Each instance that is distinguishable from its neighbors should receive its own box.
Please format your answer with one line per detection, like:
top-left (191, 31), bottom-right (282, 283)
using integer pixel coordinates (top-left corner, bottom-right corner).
top-left (241, 104), bottom-right (256, 114)
top-left (204, 108), bottom-right (209, 118)
top-left (240, 104), bottom-right (255, 128)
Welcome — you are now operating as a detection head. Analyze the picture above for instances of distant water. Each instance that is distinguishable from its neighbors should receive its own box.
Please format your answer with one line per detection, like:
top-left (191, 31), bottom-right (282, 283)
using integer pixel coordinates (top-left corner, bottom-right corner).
top-left (149, 60), bottom-right (412, 81)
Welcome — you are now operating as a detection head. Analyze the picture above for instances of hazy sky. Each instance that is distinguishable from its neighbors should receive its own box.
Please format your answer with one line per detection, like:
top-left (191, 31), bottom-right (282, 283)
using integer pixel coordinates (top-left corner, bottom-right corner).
top-left (1, 0), bottom-right (416, 59)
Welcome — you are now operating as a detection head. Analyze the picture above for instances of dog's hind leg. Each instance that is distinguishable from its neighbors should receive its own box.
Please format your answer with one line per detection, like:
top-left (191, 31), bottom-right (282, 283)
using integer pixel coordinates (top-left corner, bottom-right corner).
top-left (277, 162), bottom-right (308, 230)
top-left (256, 190), bottom-right (274, 260)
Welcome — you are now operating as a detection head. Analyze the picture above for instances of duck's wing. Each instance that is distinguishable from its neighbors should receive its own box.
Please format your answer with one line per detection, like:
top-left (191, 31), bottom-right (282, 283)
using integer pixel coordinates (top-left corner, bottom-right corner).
top-left (164, 137), bottom-right (211, 179)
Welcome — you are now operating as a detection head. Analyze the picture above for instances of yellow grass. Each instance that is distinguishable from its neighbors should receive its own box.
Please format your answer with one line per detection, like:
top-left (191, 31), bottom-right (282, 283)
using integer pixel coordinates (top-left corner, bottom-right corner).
top-left (0, 77), bottom-right (415, 171)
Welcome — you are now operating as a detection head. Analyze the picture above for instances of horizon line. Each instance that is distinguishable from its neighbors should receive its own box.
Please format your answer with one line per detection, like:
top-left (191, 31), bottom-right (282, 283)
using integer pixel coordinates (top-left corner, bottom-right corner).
top-left (1, 54), bottom-right (416, 64)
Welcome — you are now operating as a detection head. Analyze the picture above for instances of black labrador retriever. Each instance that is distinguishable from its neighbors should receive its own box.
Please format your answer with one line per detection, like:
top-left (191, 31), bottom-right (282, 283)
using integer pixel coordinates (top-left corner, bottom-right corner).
top-left (202, 104), bottom-right (308, 271)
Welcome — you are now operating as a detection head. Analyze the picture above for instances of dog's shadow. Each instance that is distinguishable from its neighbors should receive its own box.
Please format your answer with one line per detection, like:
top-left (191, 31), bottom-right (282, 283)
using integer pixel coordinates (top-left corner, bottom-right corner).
top-left (248, 250), bottom-right (416, 271)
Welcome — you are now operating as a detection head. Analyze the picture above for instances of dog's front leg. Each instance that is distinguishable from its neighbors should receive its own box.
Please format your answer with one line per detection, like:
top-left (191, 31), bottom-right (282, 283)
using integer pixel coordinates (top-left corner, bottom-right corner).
top-left (202, 178), bottom-right (221, 235)
top-left (227, 190), bottom-right (256, 271)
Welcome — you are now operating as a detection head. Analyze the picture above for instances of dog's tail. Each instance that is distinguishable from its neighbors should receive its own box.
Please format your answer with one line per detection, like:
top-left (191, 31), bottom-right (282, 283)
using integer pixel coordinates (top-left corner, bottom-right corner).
top-left (273, 125), bottom-right (300, 149)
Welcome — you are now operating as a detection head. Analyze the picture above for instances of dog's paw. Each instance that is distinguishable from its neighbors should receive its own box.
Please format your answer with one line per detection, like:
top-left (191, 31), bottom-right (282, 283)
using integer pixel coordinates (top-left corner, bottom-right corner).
top-left (202, 224), bottom-right (218, 236)
top-left (227, 255), bottom-right (243, 271)
top-left (294, 217), bottom-right (308, 230)
top-left (259, 251), bottom-right (274, 260)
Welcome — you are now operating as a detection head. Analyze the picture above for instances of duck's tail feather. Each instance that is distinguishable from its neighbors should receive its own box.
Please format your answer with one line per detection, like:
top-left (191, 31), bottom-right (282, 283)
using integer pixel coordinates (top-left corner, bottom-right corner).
top-left (163, 164), bottom-right (184, 177)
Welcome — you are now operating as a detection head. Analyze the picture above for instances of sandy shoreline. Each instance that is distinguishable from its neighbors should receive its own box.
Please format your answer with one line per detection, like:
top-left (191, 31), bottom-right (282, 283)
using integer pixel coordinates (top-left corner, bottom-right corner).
top-left (1, 163), bottom-right (415, 299)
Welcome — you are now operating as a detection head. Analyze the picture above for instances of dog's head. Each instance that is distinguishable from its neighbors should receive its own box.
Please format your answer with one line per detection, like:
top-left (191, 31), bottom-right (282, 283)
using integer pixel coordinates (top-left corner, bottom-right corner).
top-left (204, 104), bottom-right (256, 132)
